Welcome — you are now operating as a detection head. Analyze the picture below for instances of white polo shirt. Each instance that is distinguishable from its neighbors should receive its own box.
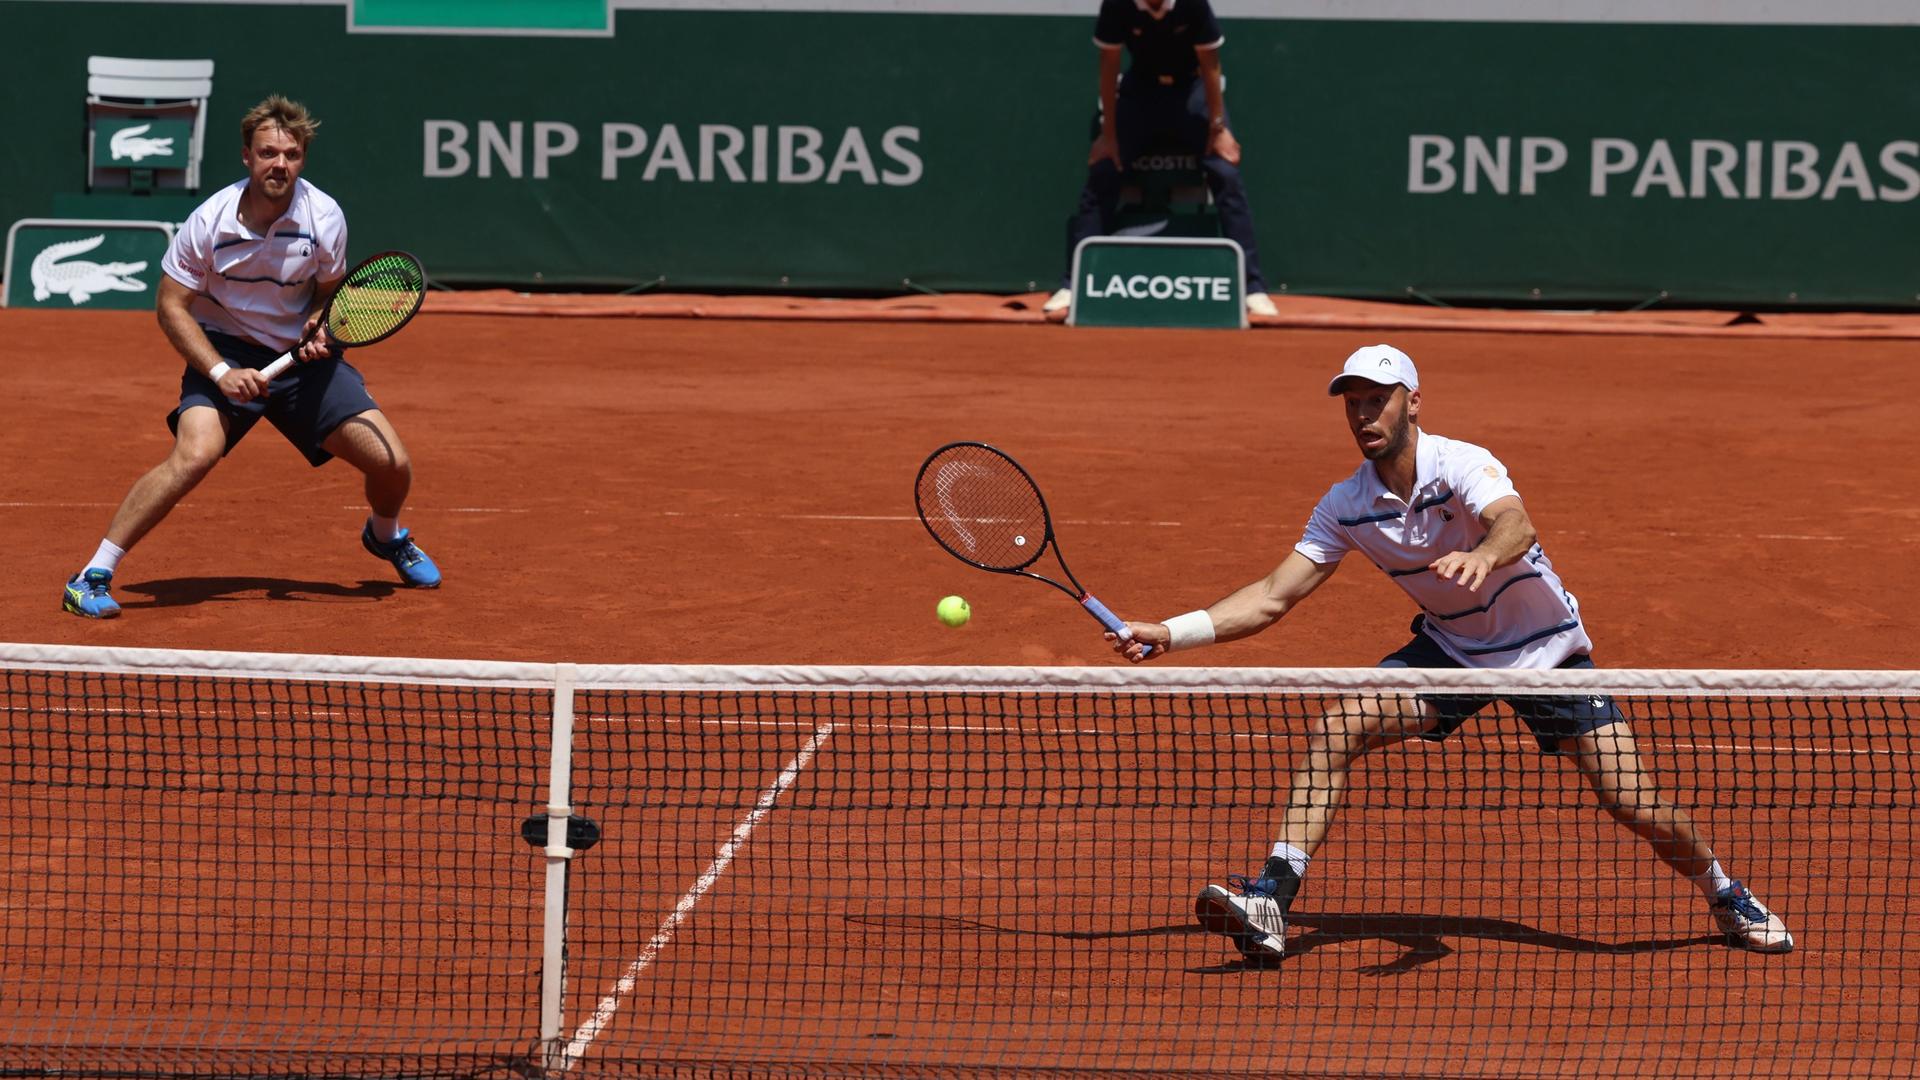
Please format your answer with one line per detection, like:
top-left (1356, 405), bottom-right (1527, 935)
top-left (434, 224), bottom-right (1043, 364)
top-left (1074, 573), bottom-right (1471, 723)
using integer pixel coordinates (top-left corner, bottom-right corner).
top-left (1295, 429), bottom-right (1594, 669)
top-left (161, 177), bottom-right (348, 352)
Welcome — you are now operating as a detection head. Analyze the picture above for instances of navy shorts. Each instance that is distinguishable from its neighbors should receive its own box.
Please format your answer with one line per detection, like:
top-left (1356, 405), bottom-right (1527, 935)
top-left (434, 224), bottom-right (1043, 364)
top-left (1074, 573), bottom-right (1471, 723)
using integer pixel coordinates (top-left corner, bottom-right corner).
top-left (1381, 616), bottom-right (1624, 753)
top-left (168, 331), bottom-right (379, 467)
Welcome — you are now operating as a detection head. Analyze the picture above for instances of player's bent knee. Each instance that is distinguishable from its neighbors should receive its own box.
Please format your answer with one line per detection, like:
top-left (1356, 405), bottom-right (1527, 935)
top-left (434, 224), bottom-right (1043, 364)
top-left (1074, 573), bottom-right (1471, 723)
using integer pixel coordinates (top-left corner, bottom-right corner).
top-left (373, 447), bottom-right (412, 477)
top-left (1308, 704), bottom-right (1388, 757)
top-left (169, 439), bottom-right (224, 480)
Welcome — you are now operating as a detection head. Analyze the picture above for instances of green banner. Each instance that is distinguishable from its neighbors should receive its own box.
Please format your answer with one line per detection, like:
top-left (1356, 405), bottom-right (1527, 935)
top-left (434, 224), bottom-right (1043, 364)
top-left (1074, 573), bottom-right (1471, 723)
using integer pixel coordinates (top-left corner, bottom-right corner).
top-left (351, 0), bottom-right (610, 34)
top-left (1, 3), bottom-right (1914, 307)
top-left (93, 117), bottom-right (193, 171)
top-left (3, 219), bottom-right (171, 309)
top-left (1069, 237), bottom-right (1244, 329)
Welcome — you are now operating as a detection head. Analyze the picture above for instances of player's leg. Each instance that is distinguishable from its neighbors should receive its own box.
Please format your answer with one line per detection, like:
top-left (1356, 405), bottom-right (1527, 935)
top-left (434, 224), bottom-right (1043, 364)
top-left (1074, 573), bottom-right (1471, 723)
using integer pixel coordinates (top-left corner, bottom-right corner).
top-left (268, 356), bottom-right (440, 588)
top-left (1196, 623), bottom-right (1470, 960)
top-left (321, 408), bottom-right (441, 588)
top-left (322, 409), bottom-right (412, 519)
top-left (1561, 718), bottom-right (1793, 952)
top-left (1562, 718), bottom-right (1717, 878)
top-left (1280, 692), bottom-right (1442, 855)
top-left (1195, 691), bottom-right (1443, 960)
top-left (63, 405), bottom-right (234, 618)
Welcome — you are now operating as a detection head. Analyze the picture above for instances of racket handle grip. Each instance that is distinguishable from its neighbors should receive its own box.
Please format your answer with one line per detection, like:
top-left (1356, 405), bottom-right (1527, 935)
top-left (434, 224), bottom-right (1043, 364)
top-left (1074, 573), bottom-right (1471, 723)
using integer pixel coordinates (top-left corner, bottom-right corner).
top-left (260, 352), bottom-right (295, 381)
top-left (1082, 594), bottom-right (1155, 659)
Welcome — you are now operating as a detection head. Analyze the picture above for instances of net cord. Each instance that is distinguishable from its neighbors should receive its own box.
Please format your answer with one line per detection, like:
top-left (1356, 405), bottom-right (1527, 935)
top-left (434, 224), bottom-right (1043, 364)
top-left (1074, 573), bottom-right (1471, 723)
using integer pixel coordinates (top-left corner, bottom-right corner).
top-left (4, 642), bottom-right (1915, 697)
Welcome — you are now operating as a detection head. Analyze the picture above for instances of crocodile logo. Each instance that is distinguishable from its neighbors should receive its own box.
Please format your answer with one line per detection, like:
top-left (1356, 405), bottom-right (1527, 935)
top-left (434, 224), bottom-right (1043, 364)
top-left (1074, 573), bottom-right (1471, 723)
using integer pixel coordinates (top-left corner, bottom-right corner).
top-left (109, 123), bottom-right (175, 162)
top-left (30, 235), bottom-right (150, 304)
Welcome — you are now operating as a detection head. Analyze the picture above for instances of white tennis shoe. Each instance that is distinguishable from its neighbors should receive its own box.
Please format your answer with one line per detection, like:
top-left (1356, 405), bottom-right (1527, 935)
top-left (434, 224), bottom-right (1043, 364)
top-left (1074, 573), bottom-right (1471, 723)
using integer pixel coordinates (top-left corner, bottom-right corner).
top-left (1041, 287), bottom-right (1072, 319)
top-left (1710, 881), bottom-right (1794, 953)
top-left (1245, 292), bottom-right (1278, 318)
top-left (1196, 881), bottom-right (1286, 960)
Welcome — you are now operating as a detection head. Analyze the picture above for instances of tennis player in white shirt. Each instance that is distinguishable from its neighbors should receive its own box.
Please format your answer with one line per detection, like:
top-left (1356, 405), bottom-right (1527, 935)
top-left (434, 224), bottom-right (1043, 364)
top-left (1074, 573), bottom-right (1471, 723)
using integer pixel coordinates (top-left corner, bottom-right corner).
top-left (1108, 344), bottom-right (1793, 960)
top-left (61, 95), bottom-right (438, 619)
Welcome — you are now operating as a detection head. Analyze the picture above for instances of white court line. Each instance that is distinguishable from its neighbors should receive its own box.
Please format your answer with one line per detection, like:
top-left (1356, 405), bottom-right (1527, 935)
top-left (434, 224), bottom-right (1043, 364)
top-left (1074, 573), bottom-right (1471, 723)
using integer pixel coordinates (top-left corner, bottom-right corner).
top-left (1662, 740), bottom-right (1898, 757)
top-left (559, 721), bottom-right (836, 1071)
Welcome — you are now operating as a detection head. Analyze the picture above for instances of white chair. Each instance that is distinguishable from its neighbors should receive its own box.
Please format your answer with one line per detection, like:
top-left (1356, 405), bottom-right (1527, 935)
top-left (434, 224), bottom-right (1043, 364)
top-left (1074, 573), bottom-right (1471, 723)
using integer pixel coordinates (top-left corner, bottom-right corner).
top-left (85, 56), bottom-right (214, 191)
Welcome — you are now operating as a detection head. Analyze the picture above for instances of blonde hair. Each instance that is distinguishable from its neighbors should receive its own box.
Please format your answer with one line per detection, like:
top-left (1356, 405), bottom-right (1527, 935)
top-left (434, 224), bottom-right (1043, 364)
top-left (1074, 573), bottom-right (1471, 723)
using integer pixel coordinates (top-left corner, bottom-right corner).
top-left (240, 95), bottom-right (320, 149)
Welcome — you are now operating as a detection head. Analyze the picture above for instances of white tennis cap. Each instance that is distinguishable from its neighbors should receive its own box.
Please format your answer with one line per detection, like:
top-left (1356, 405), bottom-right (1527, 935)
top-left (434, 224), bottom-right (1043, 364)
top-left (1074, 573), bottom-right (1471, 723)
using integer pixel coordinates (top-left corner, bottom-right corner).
top-left (1327, 344), bottom-right (1419, 396)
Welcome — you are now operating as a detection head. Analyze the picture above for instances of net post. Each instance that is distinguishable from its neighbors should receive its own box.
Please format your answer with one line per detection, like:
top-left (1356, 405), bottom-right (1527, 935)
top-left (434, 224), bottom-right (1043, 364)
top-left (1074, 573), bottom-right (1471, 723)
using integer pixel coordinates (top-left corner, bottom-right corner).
top-left (538, 663), bottom-right (579, 1075)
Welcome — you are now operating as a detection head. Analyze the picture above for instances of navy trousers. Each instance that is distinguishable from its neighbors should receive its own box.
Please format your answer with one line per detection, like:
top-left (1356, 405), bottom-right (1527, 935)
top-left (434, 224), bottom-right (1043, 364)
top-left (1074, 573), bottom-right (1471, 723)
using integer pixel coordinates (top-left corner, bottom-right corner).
top-left (1061, 75), bottom-right (1268, 293)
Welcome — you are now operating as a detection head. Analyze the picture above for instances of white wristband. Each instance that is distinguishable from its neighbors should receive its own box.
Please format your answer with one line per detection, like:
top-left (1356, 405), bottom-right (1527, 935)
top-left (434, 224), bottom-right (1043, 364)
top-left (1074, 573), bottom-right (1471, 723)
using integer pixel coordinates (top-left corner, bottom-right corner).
top-left (207, 362), bottom-right (232, 381)
top-left (1163, 610), bottom-right (1216, 652)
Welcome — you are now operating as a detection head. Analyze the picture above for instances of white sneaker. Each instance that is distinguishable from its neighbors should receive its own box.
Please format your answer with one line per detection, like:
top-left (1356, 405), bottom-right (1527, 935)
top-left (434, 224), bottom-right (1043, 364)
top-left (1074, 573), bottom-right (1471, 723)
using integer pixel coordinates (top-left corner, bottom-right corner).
top-left (1710, 881), bottom-right (1794, 953)
top-left (1245, 292), bottom-right (1279, 318)
top-left (1041, 287), bottom-right (1072, 315)
top-left (1195, 881), bottom-right (1286, 959)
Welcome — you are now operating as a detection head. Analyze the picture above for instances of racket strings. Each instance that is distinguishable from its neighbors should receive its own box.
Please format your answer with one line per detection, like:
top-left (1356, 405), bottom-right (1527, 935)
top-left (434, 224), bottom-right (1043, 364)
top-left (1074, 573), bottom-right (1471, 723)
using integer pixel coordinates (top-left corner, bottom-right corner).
top-left (327, 253), bottom-right (426, 347)
top-left (918, 447), bottom-right (1048, 571)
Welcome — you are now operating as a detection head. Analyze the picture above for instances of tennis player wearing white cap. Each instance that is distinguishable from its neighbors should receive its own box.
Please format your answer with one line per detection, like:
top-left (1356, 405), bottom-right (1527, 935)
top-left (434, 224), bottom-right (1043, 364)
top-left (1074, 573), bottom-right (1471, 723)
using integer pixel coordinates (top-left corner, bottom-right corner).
top-left (1107, 344), bottom-right (1793, 961)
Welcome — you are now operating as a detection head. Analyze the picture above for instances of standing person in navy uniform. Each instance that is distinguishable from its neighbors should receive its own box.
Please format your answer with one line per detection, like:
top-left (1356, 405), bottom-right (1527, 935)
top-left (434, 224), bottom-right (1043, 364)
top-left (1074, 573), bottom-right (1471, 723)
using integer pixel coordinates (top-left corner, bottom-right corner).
top-left (1044, 0), bottom-right (1276, 320)
top-left (61, 95), bottom-right (440, 619)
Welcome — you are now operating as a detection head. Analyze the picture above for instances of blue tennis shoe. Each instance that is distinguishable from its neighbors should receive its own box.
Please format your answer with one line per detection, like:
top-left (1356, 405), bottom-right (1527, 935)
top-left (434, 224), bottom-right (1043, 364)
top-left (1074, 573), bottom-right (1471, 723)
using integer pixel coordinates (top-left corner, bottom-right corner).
top-left (362, 524), bottom-right (442, 588)
top-left (62, 568), bottom-right (121, 619)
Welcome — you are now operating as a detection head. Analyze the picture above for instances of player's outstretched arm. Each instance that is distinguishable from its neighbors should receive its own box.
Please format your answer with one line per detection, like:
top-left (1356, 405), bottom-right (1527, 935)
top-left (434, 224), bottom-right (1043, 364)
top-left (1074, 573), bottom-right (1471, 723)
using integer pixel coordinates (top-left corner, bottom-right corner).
top-left (1108, 551), bottom-right (1339, 662)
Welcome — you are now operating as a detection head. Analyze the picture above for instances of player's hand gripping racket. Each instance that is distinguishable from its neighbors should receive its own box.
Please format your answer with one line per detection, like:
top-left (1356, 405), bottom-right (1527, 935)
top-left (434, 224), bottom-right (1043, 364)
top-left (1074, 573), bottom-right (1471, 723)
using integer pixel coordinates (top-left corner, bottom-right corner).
top-left (914, 441), bottom-right (1152, 657)
top-left (258, 250), bottom-right (427, 380)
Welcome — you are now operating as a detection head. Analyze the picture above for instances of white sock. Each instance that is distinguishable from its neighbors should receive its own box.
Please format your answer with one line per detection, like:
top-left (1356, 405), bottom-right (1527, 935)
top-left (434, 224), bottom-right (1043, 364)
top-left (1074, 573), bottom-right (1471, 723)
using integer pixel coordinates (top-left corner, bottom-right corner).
top-left (368, 514), bottom-right (401, 543)
top-left (86, 539), bottom-right (126, 575)
top-left (1270, 842), bottom-right (1311, 879)
top-left (1693, 860), bottom-right (1735, 898)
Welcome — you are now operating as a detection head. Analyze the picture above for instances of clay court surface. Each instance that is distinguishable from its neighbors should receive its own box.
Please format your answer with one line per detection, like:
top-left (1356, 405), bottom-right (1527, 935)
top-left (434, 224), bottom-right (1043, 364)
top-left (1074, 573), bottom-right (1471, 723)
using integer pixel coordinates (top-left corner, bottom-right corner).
top-left (2, 306), bottom-right (1916, 1078)
top-left (4, 306), bottom-right (1916, 668)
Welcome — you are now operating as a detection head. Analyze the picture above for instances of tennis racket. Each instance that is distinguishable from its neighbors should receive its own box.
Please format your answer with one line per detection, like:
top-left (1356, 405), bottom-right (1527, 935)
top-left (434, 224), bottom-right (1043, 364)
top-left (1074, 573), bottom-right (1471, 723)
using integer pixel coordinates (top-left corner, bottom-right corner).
top-left (914, 441), bottom-right (1151, 657)
top-left (258, 250), bottom-right (427, 380)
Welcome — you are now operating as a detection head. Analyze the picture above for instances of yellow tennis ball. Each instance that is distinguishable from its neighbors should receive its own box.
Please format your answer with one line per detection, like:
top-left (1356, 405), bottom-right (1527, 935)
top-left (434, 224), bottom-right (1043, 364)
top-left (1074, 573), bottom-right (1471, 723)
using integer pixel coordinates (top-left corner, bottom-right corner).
top-left (937, 595), bottom-right (971, 627)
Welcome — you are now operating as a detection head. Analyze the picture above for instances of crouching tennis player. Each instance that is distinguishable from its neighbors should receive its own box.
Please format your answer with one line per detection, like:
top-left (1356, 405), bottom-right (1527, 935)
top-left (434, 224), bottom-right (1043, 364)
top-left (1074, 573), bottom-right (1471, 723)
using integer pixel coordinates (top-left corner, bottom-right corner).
top-left (1108, 344), bottom-right (1792, 959)
top-left (61, 95), bottom-right (438, 618)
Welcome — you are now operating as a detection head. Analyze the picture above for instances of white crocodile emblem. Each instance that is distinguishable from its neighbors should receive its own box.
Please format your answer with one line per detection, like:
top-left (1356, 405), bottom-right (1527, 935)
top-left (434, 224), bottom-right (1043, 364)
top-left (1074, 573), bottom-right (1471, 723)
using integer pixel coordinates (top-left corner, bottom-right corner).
top-left (109, 123), bottom-right (175, 162)
top-left (30, 235), bottom-right (150, 304)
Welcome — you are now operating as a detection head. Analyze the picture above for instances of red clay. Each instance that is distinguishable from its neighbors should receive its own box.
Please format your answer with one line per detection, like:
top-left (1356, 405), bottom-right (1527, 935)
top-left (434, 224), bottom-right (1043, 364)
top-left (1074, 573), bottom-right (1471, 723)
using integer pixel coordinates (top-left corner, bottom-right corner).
top-left (4, 308), bottom-right (1915, 668)
top-left (2, 307), bottom-right (1915, 1078)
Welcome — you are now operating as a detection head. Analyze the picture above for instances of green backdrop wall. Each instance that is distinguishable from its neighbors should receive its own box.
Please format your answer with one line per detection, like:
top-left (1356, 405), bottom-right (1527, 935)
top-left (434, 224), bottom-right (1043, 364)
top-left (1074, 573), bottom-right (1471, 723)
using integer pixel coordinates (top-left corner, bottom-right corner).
top-left (3, 1), bottom-right (1915, 306)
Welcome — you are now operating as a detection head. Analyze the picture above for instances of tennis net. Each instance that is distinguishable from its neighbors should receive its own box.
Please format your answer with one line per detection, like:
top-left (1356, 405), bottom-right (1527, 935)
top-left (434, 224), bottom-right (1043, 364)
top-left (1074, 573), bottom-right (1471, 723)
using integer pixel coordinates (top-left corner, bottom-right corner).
top-left (1, 643), bottom-right (1915, 1079)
